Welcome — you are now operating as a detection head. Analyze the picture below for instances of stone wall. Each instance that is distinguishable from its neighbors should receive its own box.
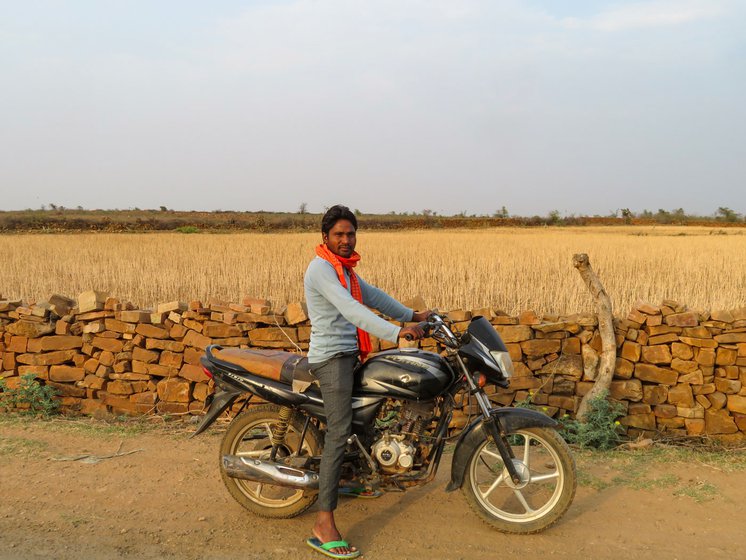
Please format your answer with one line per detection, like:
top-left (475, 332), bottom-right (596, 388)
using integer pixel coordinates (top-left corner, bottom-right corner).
top-left (1, 293), bottom-right (745, 442)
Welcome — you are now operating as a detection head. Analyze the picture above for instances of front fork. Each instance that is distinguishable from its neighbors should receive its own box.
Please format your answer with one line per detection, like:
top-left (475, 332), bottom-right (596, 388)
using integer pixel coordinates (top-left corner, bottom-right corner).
top-left (456, 356), bottom-right (522, 485)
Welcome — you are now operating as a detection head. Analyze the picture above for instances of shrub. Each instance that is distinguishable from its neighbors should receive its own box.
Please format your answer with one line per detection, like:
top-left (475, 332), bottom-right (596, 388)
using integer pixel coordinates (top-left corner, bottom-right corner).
top-left (175, 226), bottom-right (200, 234)
top-left (0, 374), bottom-right (60, 416)
top-left (560, 390), bottom-right (625, 450)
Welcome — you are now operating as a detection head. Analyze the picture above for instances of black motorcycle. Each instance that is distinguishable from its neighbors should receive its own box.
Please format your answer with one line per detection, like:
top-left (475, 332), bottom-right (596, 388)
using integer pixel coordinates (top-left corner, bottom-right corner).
top-left (194, 313), bottom-right (576, 533)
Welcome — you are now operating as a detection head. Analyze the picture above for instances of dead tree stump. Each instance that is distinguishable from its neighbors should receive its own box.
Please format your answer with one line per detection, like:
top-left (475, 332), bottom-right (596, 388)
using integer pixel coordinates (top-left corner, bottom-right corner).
top-left (573, 253), bottom-right (616, 420)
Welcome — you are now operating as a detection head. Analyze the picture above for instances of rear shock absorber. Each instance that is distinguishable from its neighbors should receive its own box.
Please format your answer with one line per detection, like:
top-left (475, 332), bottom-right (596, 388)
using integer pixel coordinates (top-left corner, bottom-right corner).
top-left (269, 406), bottom-right (293, 461)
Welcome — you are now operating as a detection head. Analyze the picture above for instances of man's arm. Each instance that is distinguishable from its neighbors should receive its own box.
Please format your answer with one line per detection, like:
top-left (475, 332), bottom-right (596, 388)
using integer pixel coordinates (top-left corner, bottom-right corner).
top-left (308, 260), bottom-right (402, 342)
top-left (358, 276), bottom-right (413, 322)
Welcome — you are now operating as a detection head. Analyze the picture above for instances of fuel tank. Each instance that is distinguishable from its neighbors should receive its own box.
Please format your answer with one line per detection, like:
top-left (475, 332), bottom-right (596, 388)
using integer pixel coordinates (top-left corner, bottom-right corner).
top-left (355, 349), bottom-right (456, 401)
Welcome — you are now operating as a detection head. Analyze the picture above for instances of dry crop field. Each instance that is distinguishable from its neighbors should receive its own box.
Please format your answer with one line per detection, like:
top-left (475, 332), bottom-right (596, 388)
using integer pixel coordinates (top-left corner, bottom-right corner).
top-left (1, 226), bottom-right (744, 316)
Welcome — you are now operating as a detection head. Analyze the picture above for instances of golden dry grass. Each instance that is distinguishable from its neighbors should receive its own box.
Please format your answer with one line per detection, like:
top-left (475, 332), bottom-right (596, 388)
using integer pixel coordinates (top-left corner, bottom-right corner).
top-left (1, 226), bottom-right (744, 316)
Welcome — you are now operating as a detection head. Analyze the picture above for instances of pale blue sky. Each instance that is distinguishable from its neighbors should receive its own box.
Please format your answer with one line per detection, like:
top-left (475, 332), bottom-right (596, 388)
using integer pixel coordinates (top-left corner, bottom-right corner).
top-left (1, 1), bottom-right (744, 216)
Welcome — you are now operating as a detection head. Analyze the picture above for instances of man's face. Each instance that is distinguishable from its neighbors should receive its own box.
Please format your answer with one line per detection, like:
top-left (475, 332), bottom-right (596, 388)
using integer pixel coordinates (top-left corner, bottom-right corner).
top-left (323, 219), bottom-right (357, 258)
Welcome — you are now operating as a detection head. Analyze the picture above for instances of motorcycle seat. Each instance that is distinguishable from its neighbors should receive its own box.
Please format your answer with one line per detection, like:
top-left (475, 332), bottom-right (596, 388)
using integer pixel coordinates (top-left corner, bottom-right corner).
top-left (212, 347), bottom-right (313, 388)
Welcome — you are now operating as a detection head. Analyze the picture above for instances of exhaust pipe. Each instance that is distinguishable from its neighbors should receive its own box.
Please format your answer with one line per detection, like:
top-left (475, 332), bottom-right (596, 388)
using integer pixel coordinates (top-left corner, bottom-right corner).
top-left (222, 455), bottom-right (320, 490)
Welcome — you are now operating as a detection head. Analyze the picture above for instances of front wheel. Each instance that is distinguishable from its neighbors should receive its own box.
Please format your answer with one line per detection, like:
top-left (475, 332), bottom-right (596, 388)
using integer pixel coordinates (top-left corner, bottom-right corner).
top-left (462, 427), bottom-right (576, 534)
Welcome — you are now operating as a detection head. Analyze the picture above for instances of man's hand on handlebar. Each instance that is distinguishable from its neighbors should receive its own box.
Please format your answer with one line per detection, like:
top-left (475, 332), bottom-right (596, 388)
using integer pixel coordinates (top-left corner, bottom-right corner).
top-left (399, 325), bottom-right (426, 341)
top-left (399, 310), bottom-right (437, 341)
top-left (411, 309), bottom-right (435, 323)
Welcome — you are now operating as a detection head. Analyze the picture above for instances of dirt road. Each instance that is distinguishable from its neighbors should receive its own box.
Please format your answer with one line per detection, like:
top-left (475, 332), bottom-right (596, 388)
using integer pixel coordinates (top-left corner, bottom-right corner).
top-left (1, 417), bottom-right (745, 560)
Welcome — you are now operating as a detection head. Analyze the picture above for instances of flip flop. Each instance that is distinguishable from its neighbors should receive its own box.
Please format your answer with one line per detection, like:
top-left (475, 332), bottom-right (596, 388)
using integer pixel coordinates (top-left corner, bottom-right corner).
top-left (338, 487), bottom-right (383, 499)
top-left (306, 537), bottom-right (361, 559)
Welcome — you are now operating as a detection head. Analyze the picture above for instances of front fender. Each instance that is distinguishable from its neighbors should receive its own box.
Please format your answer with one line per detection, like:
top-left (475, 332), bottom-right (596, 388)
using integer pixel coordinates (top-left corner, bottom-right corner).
top-left (444, 407), bottom-right (558, 492)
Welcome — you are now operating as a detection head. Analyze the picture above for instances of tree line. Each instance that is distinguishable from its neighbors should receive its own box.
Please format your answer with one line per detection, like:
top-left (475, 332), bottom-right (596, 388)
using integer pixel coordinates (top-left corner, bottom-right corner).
top-left (0, 205), bottom-right (742, 233)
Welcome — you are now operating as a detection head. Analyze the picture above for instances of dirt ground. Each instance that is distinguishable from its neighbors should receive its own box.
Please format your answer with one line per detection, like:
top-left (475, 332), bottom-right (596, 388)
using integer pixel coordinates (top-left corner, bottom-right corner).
top-left (1, 416), bottom-right (746, 560)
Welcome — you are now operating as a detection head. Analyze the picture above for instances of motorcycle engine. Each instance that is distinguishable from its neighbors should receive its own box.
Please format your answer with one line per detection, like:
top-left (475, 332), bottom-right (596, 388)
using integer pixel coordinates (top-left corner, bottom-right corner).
top-left (371, 400), bottom-right (434, 475)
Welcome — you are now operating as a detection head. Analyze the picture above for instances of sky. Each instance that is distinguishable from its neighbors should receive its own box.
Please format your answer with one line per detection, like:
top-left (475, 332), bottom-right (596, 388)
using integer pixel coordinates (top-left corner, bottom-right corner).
top-left (1, 0), bottom-right (744, 217)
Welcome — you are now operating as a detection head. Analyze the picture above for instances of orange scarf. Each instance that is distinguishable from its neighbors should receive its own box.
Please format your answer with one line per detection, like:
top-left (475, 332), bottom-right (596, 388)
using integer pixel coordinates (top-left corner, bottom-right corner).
top-left (315, 243), bottom-right (372, 361)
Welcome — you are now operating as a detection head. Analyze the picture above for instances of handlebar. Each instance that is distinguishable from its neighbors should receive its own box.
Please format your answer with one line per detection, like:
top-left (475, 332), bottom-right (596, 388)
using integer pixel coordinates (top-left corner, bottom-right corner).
top-left (403, 320), bottom-right (434, 341)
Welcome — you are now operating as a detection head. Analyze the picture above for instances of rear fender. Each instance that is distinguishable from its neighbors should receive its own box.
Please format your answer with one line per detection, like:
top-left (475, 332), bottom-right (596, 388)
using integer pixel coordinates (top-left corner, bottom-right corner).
top-left (190, 387), bottom-right (242, 437)
top-left (445, 407), bottom-right (558, 492)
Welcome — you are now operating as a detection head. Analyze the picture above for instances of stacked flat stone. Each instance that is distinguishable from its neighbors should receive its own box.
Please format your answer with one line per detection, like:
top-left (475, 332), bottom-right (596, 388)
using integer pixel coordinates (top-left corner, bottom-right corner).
top-left (0, 292), bottom-right (308, 417)
top-left (1, 292), bottom-right (745, 444)
top-left (612, 301), bottom-right (746, 442)
top-left (448, 308), bottom-right (597, 429)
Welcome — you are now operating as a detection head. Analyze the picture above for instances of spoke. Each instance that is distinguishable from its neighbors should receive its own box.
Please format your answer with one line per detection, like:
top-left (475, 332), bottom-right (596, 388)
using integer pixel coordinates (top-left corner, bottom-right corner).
top-left (255, 483), bottom-right (263, 497)
top-left (262, 422), bottom-right (274, 439)
top-left (479, 472), bottom-right (506, 499)
top-left (530, 471), bottom-right (560, 483)
top-left (513, 489), bottom-right (535, 514)
top-left (481, 447), bottom-right (503, 462)
top-left (523, 437), bottom-right (531, 466)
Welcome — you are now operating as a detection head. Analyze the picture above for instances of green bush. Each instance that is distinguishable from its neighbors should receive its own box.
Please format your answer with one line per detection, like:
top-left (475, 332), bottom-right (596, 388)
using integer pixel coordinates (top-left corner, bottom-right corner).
top-left (0, 374), bottom-right (60, 416)
top-left (175, 226), bottom-right (200, 234)
top-left (560, 390), bottom-right (625, 450)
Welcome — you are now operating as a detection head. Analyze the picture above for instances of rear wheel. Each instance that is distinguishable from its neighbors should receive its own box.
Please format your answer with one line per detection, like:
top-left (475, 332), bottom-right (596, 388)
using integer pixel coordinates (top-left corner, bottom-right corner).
top-left (462, 427), bottom-right (576, 533)
top-left (220, 404), bottom-right (321, 518)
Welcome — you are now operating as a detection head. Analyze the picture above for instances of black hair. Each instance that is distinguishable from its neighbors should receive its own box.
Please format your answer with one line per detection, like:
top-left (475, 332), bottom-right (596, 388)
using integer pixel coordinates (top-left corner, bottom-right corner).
top-left (321, 205), bottom-right (358, 235)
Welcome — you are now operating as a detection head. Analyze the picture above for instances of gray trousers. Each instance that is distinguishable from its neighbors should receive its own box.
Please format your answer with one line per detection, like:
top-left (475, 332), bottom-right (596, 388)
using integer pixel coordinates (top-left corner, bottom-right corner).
top-left (310, 351), bottom-right (359, 512)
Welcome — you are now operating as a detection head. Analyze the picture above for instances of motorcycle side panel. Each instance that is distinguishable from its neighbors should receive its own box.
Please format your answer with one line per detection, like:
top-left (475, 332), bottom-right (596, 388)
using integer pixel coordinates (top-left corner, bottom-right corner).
top-left (356, 349), bottom-right (455, 401)
top-left (444, 407), bottom-right (558, 492)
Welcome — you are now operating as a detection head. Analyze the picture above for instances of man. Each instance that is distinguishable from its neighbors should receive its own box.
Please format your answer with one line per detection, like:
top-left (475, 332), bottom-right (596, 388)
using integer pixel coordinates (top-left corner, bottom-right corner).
top-left (304, 204), bottom-right (430, 559)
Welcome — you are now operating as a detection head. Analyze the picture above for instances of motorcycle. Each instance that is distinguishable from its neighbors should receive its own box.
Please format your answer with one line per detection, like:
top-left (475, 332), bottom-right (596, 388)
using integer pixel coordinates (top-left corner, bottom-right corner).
top-left (193, 313), bottom-right (576, 533)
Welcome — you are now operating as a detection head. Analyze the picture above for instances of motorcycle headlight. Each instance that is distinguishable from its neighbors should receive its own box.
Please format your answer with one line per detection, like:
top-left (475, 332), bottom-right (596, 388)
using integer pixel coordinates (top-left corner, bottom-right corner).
top-left (490, 350), bottom-right (514, 378)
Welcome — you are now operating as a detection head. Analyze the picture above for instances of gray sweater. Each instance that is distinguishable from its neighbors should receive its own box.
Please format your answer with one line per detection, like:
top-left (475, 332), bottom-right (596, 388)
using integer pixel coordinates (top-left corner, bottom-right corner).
top-left (304, 257), bottom-right (413, 363)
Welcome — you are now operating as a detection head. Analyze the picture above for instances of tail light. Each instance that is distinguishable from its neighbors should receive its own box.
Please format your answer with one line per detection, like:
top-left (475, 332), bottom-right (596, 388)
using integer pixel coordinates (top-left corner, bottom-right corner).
top-left (202, 366), bottom-right (213, 379)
